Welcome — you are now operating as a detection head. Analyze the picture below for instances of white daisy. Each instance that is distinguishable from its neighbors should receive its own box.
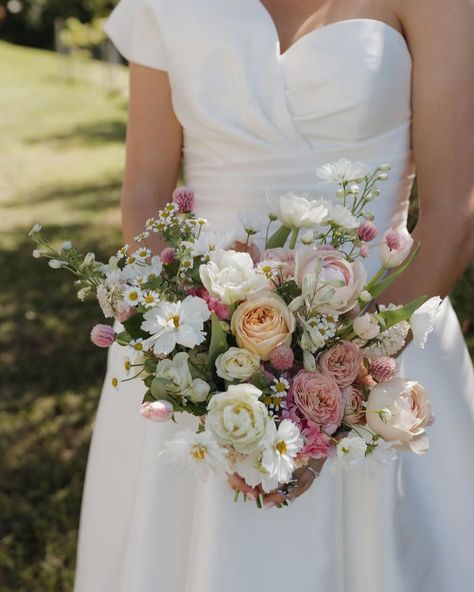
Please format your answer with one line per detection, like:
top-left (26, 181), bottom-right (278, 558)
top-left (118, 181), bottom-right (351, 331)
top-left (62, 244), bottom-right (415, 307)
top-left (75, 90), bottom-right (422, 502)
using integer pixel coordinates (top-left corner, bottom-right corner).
top-left (317, 158), bottom-right (369, 183)
top-left (261, 420), bottom-right (303, 483)
top-left (163, 430), bottom-right (229, 480)
top-left (123, 286), bottom-right (142, 306)
top-left (140, 291), bottom-right (161, 309)
top-left (133, 246), bottom-right (152, 260)
top-left (271, 377), bottom-right (290, 395)
top-left (141, 296), bottom-right (211, 355)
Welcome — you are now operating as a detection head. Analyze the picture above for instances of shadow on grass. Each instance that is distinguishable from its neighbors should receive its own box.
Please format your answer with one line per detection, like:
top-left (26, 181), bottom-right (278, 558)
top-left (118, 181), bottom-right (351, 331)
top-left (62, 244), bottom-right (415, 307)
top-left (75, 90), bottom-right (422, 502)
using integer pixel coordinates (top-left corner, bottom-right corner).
top-left (26, 120), bottom-right (127, 149)
top-left (0, 226), bottom-right (121, 591)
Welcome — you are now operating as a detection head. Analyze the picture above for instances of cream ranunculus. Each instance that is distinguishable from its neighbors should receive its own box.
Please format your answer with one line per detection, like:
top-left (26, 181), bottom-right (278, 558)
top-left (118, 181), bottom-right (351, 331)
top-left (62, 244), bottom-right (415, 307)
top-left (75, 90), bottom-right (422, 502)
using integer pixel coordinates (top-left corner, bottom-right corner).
top-left (230, 291), bottom-right (296, 361)
top-left (215, 347), bottom-right (261, 381)
top-left (366, 377), bottom-right (432, 454)
top-left (353, 313), bottom-right (381, 340)
top-left (155, 352), bottom-right (211, 403)
top-left (206, 384), bottom-right (269, 454)
top-left (274, 192), bottom-right (328, 229)
top-left (199, 249), bottom-right (267, 305)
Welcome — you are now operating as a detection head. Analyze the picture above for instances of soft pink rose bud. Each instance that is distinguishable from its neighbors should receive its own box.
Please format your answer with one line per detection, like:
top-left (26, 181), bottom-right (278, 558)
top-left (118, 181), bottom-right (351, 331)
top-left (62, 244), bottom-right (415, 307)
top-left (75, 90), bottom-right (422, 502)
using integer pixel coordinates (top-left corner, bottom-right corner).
top-left (90, 324), bottom-right (116, 348)
top-left (172, 187), bottom-right (195, 213)
top-left (231, 240), bottom-right (261, 264)
top-left (359, 244), bottom-right (369, 258)
top-left (270, 344), bottom-right (295, 371)
top-left (160, 247), bottom-right (176, 265)
top-left (357, 221), bottom-right (378, 242)
top-left (370, 357), bottom-right (397, 382)
top-left (140, 400), bottom-right (174, 423)
top-left (385, 230), bottom-right (402, 251)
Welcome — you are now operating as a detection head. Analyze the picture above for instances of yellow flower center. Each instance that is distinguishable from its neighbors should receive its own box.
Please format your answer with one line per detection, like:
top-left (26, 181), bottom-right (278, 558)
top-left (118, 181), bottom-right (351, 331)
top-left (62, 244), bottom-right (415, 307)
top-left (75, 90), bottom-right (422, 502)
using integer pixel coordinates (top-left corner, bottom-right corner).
top-left (191, 445), bottom-right (207, 460)
top-left (111, 377), bottom-right (119, 387)
top-left (144, 294), bottom-right (155, 303)
top-left (170, 314), bottom-right (181, 328)
top-left (124, 360), bottom-right (131, 371)
top-left (276, 440), bottom-right (287, 455)
top-left (133, 343), bottom-right (143, 351)
top-left (274, 382), bottom-right (286, 393)
top-left (128, 291), bottom-right (139, 302)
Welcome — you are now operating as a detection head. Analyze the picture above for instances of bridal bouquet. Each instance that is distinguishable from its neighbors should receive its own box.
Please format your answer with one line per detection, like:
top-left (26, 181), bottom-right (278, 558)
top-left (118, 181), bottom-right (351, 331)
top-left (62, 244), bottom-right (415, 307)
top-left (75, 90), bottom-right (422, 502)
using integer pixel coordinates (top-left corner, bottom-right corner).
top-left (30, 159), bottom-right (440, 500)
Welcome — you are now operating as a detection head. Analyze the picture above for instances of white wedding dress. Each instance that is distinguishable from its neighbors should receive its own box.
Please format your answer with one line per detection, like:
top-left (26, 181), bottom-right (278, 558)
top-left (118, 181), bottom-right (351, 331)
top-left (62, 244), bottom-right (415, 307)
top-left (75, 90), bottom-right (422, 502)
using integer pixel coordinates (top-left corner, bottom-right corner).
top-left (74, 1), bottom-right (474, 591)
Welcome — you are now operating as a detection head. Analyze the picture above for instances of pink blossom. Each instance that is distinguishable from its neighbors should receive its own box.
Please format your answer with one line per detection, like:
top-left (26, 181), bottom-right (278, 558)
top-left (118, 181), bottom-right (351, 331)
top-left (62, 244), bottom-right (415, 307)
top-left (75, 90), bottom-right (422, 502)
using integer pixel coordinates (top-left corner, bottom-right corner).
top-left (90, 324), bottom-right (116, 348)
top-left (357, 221), bottom-right (378, 242)
top-left (262, 248), bottom-right (295, 280)
top-left (140, 400), bottom-right (174, 423)
top-left (160, 247), bottom-right (176, 265)
top-left (385, 230), bottom-right (402, 250)
top-left (292, 370), bottom-right (342, 434)
top-left (341, 386), bottom-right (366, 425)
top-left (270, 344), bottom-right (295, 371)
top-left (318, 341), bottom-right (362, 388)
top-left (231, 240), bottom-right (261, 264)
top-left (359, 244), bottom-right (369, 258)
top-left (370, 357), bottom-right (396, 382)
top-left (188, 288), bottom-right (231, 320)
top-left (300, 424), bottom-right (335, 459)
top-left (172, 187), bottom-right (195, 213)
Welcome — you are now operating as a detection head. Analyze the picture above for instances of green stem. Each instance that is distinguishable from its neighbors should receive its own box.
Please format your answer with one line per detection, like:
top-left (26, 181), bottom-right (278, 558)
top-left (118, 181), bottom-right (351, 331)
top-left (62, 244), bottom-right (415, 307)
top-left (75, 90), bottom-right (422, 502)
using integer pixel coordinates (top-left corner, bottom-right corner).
top-left (365, 266), bottom-right (387, 292)
top-left (288, 227), bottom-right (300, 249)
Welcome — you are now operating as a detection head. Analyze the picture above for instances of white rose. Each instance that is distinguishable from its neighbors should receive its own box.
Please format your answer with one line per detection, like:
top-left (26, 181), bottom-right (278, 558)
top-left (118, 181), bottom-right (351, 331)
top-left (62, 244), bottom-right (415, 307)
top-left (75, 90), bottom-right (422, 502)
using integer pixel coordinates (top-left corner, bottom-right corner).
top-left (366, 377), bottom-right (432, 454)
top-left (156, 352), bottom-right (210, 403)
top-left (353, 313), bottom-right (381, 340)
top-left (206, 384), bottom-right (269, 454)
top-left (199, 249), bottom-right (267, 305)
top-left (215, 347), bottom-right (261, 381)
top-left (274, 192), bottom-right (328, 229)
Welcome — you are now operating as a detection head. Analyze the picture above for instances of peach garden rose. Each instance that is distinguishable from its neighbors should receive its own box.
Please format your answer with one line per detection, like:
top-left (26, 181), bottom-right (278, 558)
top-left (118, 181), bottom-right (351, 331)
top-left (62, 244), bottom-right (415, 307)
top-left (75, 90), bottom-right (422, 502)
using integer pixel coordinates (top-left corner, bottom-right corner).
top-left (318, 341), bottom-right (362, 388)
top-left (292, 370), bottom-right (342, 434)
top-left (231, 291), bottom-right (295, 361)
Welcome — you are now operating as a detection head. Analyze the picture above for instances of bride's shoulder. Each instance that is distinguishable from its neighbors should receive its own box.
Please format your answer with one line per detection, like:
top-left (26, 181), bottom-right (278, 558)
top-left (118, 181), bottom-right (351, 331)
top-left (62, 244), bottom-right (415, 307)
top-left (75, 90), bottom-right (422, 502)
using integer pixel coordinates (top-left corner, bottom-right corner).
top-left (396, 0), bottom-right (473, 41)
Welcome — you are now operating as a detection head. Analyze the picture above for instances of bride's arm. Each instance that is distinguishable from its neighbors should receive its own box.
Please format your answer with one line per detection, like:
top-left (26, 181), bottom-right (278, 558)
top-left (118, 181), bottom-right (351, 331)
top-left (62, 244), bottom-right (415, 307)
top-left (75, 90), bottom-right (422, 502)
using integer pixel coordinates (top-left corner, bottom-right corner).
top-left (121, 63), bottom-right (183, 250)
top-left (382, 0), bottom-right (474, 306)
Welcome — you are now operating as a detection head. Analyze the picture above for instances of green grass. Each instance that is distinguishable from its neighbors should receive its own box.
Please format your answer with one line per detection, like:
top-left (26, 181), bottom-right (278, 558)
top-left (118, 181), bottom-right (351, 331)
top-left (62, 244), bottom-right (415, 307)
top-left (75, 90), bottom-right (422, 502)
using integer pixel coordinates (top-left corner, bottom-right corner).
top-left (0, 40), bottom-right (472, 592)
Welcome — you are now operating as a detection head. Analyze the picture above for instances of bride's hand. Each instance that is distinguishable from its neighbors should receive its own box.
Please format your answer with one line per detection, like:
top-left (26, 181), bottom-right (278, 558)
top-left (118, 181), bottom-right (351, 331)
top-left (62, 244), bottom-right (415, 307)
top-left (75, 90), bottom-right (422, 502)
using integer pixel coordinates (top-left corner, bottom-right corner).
top-left (227, 472), bottom-right (261, 501)
top-left (262, 458), bottom-right (326, 509)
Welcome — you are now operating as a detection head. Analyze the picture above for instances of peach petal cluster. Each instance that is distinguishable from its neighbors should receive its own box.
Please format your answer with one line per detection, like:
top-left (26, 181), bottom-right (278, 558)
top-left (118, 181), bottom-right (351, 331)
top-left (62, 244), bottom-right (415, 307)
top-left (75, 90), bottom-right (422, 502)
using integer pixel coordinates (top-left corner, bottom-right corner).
top-left (292, 370), bottom-right (342, 434)
top-left (342, 385), bottom-right (366, 425)
top-left (318, 341), bottom-right (362, 388)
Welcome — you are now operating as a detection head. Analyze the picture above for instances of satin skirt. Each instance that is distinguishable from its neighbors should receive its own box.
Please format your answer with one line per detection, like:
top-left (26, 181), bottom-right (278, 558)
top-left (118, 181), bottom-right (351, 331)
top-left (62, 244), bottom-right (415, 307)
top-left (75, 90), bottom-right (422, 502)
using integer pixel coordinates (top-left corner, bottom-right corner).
top-left (74, 298), bottom-right (474, 592)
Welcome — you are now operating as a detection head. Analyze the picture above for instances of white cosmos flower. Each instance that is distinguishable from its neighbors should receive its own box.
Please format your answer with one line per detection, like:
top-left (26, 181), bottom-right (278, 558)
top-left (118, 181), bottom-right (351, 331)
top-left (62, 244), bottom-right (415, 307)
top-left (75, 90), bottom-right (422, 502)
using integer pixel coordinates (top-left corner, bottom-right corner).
top-left (363, 437), bottom-right (399, 478)
top-left (183, 231), bottom-right (234, 258)
top-left (410, 296), bottom-right (442, 348)
top-left (163, 429), bottom-right (229, 480)
top-left (274, 192), bottom-right (328, 229)
top-left (261, 420), bottom-right (303, 483)
top-left (323, 203), bottom-right (359, 230)
top-left (234, 453), bottom-right (280, 493)
top-left (317, 159), bottom-right (370, 183)
top-left (199, 249), bottom-right (267, 305)
top-left (141, 296), bottom-right (210, 355)
top-left (239, 213), bottom-right (265, 235)
top-left (331, 434), bottom-right (367, 474)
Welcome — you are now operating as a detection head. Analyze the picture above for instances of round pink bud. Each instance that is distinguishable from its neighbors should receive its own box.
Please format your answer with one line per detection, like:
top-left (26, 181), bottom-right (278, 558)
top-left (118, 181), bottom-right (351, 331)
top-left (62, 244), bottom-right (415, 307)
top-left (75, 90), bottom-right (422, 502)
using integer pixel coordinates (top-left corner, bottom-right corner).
top-left (385, 230), bottom-right (402, 251)
top-left (270, 344), bottom-right (295, 371)
top-left (140, 400), bottom-right (174, 423)
top-left (90, 324), bottom-right (116, 348)
top-left (370, 357), bottom-right (397, 382)
top-left (359, 244), bottom-right (369, 258)
top-left (357, 221), bottom-right (378, 242)
top-left (172, 187), bottom-right (195, 213)
top-left (160, 247), bottom-right (176, 265)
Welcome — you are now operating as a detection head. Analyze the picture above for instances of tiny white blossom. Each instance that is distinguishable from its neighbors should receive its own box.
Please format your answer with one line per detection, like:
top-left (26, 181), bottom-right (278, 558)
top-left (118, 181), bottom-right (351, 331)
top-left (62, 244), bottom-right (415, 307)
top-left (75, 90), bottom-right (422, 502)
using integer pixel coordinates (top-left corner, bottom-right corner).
top-left (317, 159), bottom-right (369, 183)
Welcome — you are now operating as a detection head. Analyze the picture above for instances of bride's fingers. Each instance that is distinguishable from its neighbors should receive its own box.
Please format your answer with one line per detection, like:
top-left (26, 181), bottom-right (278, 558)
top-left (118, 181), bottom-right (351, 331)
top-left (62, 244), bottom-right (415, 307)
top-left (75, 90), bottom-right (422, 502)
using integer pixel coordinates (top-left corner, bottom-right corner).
top-left (227, 473), bottom-right (259, 500)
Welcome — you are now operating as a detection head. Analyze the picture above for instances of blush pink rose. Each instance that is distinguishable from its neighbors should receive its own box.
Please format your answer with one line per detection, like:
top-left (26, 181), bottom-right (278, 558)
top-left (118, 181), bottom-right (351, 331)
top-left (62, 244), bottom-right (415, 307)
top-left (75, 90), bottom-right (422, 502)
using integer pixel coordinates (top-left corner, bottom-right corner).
top-left (342, 385), bottom-right (366, 425)
top-left (294, 246), bottom-right (367, 315)
top-left (262, 248), bottom-right (295, 281)
top-left (292, 370), bottom-right (342, 434)
top-left (318, 341), bottom-right (362, 388)
top-left (300, 424), bottom-right (335, 459)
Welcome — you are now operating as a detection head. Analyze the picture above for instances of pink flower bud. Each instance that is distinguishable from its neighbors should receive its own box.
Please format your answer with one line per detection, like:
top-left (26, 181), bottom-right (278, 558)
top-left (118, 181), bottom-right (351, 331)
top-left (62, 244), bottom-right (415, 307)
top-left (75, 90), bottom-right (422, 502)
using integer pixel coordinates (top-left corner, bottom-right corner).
top-left (370, 357), bottom-right (397, 382)
top-left (270, 344), bottom-right (295, 371)
top-left (385, 230), bottom-right (402, 251)
top-left (140, 400), bottom-right (174, 422)
top-left (160, 247), bottom-right (176, 265)
top-left (90, 324), bottom-right (116, 348)
top-left (172, 187), bottom-right (195, 213)
top-left (359, 244), bottom-right (369, 258)
top-left (357, 221), bottom-right (378, 242)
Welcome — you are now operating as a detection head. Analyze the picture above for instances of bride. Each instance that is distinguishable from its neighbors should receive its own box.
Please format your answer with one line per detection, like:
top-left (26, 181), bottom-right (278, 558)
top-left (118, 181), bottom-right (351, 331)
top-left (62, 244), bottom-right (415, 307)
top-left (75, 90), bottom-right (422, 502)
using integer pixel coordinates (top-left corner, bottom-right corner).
top-left (74, 1), bottom-right (474, 590)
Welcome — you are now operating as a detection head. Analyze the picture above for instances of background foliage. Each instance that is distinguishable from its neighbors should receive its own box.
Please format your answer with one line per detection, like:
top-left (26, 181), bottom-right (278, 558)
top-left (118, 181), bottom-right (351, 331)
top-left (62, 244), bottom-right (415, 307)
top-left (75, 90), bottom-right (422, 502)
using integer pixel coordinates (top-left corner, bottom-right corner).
top-left (0, 32), bottom-right (472, 592)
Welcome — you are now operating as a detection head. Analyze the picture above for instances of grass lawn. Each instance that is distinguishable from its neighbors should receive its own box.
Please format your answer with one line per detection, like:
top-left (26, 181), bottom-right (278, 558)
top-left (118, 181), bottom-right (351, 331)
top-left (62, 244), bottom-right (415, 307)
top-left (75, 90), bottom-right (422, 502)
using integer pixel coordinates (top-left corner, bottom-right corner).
top-left (0, 40), bottom-right (472, 592)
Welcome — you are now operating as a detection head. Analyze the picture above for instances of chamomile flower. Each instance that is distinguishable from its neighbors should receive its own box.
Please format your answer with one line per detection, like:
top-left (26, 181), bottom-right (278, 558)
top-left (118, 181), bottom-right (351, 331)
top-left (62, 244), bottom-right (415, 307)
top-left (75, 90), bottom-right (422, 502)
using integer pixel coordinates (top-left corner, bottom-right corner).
top-left (123, 357), bottom-right (132, 376)
top-left (133, 246), bottom-right (152, 260)
top-left (163, 430), bottom-right (229, 480)
top-left (140, 291), bottom-right (161, 309)
top-left (134, 231), bottom-right (150, 243)
top-left (123, 286), bottom-right (142, 306)
top-left (111, 376), bottom-right (120, 390)
top-left (271, 377), bottom-right (290, 395)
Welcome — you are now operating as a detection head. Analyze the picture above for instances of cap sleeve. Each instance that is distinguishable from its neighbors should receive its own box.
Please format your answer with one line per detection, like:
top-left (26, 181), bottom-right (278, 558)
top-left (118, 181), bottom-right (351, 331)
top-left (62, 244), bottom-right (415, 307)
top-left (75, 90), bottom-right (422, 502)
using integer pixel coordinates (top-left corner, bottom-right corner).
top-left (104, 0), bottom-right (167, 71)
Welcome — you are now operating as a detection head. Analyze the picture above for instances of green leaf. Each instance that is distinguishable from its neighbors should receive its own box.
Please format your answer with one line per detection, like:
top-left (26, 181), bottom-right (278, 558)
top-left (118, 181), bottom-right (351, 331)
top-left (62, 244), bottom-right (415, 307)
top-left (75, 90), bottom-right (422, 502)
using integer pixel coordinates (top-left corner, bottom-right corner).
top-left (277, 280), bottom-right (301, 304)
top-left (369, 243), bottom-right (421, 298)
top-left (376, 295), bottom-right (427, 330)
top-left (123, 313), bottom-right (148, 339)
top-left (266, 225), bottom-right (291, 249)
top-left (250, 370), bottom-right (271, 392)
top-left (144, 357), bottom-right (158, 374)
top-left (150, 376), bottom-right (176, 405)
top-left (116, 331), bottom-right (132, 346)
top-left (208, 311), bottom-right (228, 373)
top-left (142, 390), bottom-right (155, 404)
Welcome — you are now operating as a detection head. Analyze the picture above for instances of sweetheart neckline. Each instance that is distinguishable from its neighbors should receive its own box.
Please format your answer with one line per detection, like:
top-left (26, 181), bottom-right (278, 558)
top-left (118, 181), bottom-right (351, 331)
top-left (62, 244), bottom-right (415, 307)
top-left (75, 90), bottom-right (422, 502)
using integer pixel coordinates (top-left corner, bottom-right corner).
top-left (255, 4), bottom-right (410, 60)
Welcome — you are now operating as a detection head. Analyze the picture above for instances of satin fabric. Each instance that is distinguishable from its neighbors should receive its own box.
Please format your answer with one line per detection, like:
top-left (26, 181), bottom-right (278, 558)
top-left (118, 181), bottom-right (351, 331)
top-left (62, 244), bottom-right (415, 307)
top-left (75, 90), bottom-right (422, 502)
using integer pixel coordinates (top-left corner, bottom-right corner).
top-left (74, 2), bottom-right (474, 590)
